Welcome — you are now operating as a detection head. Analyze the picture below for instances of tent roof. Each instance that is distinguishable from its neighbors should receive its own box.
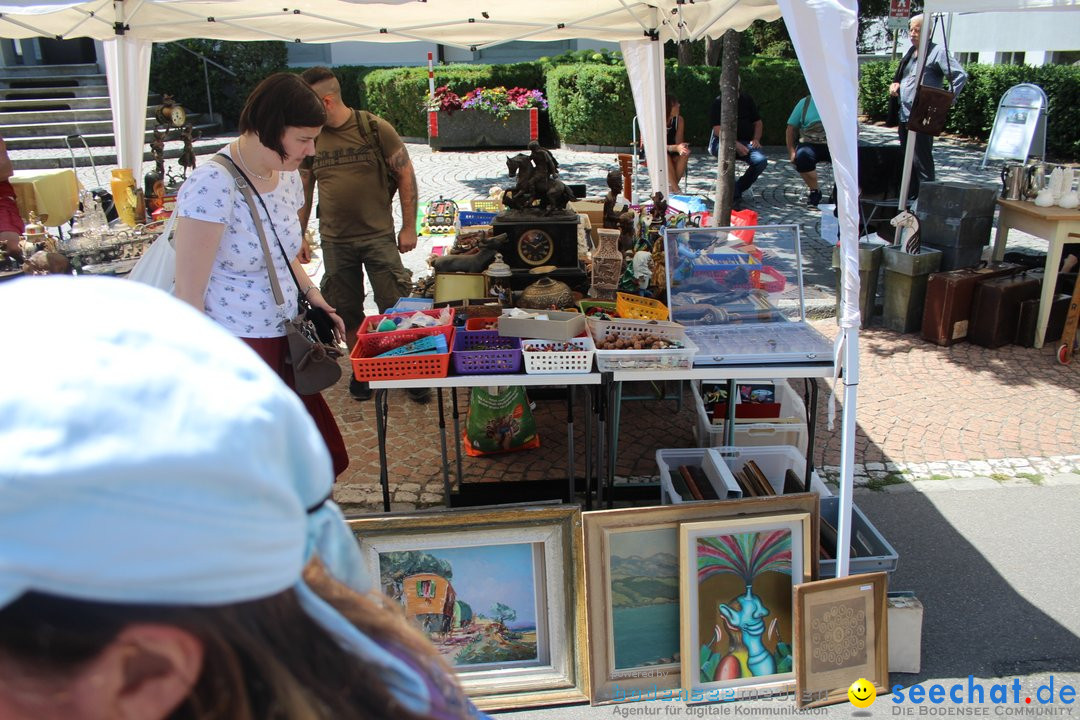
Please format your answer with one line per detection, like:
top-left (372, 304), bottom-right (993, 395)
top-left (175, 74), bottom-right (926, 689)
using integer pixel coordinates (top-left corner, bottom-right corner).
top-left (0, 0), bottom-right (780, 48)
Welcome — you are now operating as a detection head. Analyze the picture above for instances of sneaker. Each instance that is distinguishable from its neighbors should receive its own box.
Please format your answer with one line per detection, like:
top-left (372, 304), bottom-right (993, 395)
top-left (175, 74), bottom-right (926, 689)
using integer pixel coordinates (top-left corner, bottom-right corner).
top-left (349, 378), bottom-right (373, 401)
top-left (407, 387), bottom-right (432, 404)
top-left (807, 189), bottom-right (822, 207)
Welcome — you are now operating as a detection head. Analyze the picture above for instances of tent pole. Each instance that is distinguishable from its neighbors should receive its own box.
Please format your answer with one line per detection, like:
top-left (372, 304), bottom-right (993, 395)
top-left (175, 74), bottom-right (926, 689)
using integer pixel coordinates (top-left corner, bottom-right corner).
top-left (896, 4), bottom-right (935, 213)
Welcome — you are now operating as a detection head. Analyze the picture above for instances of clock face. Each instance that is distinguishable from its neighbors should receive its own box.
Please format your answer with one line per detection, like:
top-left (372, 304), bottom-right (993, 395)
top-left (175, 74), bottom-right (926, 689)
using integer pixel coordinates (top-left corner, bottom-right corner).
top-left (170, 105), bottom-right (187, 127)
top-left (517, 229), bottom-right (554, 266)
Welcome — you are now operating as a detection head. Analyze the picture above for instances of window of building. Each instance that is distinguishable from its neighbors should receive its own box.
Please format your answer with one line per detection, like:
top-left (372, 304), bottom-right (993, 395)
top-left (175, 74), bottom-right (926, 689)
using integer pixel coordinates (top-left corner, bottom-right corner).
top-left (956, 52), bottom-right (979, 66)
top-left (1048, 50), bottom-right (1080, 66)
top-left (996, 51), bottom-right (1026, 66)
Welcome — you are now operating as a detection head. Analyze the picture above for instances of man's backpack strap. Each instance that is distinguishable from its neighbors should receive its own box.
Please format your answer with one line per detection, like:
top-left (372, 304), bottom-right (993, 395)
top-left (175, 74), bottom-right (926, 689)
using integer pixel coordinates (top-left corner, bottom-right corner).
top-left (354, 108), bottom-right (398, 201)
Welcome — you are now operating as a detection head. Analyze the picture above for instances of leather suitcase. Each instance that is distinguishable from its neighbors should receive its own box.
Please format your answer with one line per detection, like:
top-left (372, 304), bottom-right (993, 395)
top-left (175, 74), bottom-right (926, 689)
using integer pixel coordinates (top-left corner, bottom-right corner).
top-left (921, 263), bottom-right (1023, 346)
top-left (1016, 294), bottom-right (1072, 348)
top-left (969, 273), bottom-right (1041, 348)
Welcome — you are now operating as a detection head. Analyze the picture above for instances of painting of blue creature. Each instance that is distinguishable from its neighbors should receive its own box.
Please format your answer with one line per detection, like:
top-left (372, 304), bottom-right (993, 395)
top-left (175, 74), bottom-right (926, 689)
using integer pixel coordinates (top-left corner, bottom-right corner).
top-left (679, 513), bottom-right (811, 695)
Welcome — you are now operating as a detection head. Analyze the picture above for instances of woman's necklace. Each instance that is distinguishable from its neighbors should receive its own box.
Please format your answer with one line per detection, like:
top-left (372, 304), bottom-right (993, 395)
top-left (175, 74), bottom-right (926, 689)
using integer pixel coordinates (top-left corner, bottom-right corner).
top-left (234, 141), bottom-right (273, 181)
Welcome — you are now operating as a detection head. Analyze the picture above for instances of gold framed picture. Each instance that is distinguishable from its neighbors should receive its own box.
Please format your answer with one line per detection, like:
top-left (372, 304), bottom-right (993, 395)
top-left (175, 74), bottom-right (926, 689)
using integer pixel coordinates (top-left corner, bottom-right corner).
top-left (348, 504), bottom-right (588, 711)
top-left (794, 571), bottom-right (889, 708)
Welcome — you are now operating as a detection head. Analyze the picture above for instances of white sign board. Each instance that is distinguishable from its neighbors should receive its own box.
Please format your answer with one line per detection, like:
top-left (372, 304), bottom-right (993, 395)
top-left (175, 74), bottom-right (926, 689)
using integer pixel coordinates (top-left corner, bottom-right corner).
top-left (982, 84), bottom-right (1048, 167)
top-left (888, 0), bottom-right (912, 30)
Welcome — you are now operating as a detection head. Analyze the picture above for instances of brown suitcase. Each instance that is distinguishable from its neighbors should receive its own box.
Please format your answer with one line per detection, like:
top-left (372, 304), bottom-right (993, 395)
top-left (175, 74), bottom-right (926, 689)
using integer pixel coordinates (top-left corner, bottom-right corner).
top-left (969, 273), bottom-right (1041, 348)
top-left (921, 263), bottom-right (1024, 346)
top-left (1016, 294), bottom-right (1072, 348)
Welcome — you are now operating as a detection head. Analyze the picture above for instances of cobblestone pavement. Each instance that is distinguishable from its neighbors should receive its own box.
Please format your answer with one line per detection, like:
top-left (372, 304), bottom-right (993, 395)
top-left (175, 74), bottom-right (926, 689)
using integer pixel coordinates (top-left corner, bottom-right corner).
top-left (13, 124), bottom-right (1078, 511)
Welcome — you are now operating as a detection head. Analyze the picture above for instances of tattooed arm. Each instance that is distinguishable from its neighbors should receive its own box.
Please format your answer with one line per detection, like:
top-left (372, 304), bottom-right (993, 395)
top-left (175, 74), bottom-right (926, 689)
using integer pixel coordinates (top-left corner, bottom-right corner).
top-left (389, 146), bottom-right (418, 253)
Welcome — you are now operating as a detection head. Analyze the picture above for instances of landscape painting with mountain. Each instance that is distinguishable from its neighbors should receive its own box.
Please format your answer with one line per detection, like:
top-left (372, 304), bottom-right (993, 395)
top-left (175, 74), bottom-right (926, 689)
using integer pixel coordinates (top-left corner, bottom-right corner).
top-left (609, 527), bottom-right (680, 670)
top-left (379, 543), bottom-right (541, 668)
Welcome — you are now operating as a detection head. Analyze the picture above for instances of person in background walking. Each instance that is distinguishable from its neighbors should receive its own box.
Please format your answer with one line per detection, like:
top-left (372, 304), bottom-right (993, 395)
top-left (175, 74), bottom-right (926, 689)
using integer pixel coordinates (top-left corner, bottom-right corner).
top-left (785, 95), bottom-right (829, 208)
top-left (888, 13), bottom-right (967, 198)
top-left (665, 95), bottom-right (691, 194)
top-left (708, 80), bottom-right (767, 208)
top-left (300, 67), bottom-right (428, 404)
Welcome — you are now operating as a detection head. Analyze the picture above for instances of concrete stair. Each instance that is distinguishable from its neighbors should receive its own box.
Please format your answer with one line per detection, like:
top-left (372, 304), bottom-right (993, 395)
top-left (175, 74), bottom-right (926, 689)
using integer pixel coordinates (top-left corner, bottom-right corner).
top-left (0, 62), bottom-right (222, 169)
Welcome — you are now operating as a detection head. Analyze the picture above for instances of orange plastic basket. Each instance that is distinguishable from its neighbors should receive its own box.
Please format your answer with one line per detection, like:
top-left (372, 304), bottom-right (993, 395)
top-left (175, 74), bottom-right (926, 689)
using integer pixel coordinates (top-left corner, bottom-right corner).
top-left (464, 316), bottom-right (499, 331)
top-left (616, 292), bottom-right (669, 321)
top-left (350, 326), bottom-right (454, 382)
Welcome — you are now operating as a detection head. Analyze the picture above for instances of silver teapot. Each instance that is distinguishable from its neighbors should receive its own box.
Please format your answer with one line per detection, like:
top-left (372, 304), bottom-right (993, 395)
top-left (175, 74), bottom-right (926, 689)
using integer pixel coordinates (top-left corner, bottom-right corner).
top-left (1024, 160), bottom-right (1048, 201)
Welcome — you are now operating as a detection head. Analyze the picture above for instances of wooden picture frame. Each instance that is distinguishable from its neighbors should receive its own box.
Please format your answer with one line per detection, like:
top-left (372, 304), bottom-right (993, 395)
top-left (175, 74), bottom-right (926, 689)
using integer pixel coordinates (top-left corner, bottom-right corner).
top-left (582, 495), bottom-right (820, 705)
top-left (434, 272), bottom-right (488, 304)
top-left (348, 504), bottom-right (588, 711)
top-left (794, 572), bottom-right (889, 708)
top-left (680, 512), bottom-right (813, 700)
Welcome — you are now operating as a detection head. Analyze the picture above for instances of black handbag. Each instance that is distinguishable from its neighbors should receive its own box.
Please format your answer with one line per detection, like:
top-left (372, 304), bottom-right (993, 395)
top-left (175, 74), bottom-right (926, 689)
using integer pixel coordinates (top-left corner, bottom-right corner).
top-left (210, 154), bottom-right (342, 395)
top-left (907, 16), bottom-right (956, 137)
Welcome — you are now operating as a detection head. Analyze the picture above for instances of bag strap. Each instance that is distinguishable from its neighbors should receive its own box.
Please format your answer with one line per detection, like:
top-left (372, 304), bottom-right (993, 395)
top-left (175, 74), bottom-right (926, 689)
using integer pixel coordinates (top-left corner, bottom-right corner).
top-left (209, 153), bottom-right (291, 307)
top-left (354, 108), bottom-right (396, 199)
top-left (923, 15), bottom-right (955, 91)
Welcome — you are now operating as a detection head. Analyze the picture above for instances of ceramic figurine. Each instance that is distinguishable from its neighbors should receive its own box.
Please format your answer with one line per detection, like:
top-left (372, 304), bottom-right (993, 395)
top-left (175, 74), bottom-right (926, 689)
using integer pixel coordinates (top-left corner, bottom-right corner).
top-left (615, 210), bottom-right (636, 254)
top-left (632, 249), bottom-right (654, 295)
top-left (649, 191), bottom-right (667, 225)
top-left (603, 169), bottom-right (625, 229)
top-left (590, 228), bottom-right (623, 300)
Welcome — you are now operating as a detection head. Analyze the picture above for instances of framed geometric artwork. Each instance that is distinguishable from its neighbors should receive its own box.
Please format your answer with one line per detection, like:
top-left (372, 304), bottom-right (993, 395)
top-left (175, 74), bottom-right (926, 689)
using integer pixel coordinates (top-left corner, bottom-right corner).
top-left (581, 495), bottom-right (821, 705)
top-left (348, 504), bottom-right (588, 711)
top-left (679, 512), bottom-right (813, 700)
top-left (794, 571), bottom-right (889, 708)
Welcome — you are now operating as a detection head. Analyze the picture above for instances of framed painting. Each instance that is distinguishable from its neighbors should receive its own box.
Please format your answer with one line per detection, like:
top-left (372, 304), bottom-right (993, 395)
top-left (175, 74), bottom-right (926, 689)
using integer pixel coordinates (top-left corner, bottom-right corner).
top-left (583, 494), bottom-right (820, 705)
top-left (679, 512), bottom-right (813, 701)
top-left (348, 504), bottom-right (587, 711)
top-left (794, 572), bottom-right (889, 708)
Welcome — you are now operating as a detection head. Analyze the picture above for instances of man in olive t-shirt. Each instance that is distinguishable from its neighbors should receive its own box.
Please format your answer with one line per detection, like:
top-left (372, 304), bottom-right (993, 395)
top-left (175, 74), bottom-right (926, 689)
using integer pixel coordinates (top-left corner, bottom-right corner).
top-left (300, 67), bottom-right (424, 402)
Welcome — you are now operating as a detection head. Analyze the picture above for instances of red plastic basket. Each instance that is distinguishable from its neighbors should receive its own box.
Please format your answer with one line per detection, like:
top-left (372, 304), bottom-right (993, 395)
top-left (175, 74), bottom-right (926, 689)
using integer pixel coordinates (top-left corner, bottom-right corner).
top-left (464, 316), bottom-right (499, 331)
top-left (452, 330), bottom-right (522, 375)
top-left (354, 308), bottom-right (455, 358)
top-left (350, 326), bottom-right (454, 382)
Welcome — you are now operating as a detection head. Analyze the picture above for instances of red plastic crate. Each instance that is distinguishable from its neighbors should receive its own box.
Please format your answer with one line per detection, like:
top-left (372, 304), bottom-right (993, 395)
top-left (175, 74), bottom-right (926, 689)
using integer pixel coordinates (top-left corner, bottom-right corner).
top-left (464, 316), bottom-right (499, 331)
top-left (350, 325), bottom-right (454, 382)
top-left (354, 308), bottom-right (455, 358)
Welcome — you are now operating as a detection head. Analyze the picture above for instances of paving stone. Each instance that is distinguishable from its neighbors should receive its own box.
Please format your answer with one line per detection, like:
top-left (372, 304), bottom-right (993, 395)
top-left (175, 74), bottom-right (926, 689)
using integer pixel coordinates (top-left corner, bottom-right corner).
top-left (941, 477), bottom-right (1002, 491)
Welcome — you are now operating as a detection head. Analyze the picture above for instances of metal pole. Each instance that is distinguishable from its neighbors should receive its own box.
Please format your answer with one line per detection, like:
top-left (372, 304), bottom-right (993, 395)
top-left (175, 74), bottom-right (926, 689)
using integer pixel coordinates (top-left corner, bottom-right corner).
top-left (203, 58), bottom-right (213, 123)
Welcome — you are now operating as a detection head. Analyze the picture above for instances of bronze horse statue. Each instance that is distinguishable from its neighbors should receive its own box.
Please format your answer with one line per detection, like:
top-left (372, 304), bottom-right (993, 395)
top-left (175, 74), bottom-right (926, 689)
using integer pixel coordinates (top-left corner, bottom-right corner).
top-left (503, 153), bottom-right (574, 213)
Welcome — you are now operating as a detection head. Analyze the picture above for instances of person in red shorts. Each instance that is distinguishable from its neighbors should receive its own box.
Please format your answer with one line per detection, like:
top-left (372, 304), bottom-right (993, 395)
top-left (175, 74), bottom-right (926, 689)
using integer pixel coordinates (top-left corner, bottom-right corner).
top-left (0, 136), bottom-right (25, 259)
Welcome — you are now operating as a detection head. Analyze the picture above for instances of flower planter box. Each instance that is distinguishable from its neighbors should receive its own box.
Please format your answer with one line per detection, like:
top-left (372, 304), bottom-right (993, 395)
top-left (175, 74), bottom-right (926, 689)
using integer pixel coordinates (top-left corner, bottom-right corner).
top-left (428, 108), bottom-right (538, 150)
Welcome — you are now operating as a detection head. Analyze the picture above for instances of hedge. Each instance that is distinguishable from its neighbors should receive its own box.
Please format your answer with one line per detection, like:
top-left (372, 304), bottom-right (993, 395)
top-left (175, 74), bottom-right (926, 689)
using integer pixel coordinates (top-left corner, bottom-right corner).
top-left (859, 60), bottom-right (1080, 161)
top-left (350, 56), bottom-right (808, 149)
top-left (149, 41), bottom-right (288, 128)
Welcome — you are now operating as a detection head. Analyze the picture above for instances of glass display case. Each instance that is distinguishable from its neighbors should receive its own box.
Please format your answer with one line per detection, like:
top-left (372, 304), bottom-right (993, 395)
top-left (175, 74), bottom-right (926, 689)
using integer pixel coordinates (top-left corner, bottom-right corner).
top-left (661, 224), bottom-right (833, 365)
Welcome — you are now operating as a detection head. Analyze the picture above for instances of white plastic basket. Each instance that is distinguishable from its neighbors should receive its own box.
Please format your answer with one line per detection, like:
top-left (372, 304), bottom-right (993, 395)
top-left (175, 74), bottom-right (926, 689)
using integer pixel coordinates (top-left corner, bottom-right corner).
top-left (655, 448), bottom-right (743, 504)
top-left (710, 445), bottom-right (832, 497)
top-left (692, 379), bottom-right (809, 456)
top-left (588, 318), bottom-right (697, 371)
top-left (520, 336), bottom-right (595, 374)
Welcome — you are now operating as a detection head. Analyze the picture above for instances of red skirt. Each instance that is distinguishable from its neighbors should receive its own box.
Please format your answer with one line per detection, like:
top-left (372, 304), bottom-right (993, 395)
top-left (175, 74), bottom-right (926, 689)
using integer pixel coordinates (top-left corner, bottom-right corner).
top-left (241, 336), bottom-right (349, 479)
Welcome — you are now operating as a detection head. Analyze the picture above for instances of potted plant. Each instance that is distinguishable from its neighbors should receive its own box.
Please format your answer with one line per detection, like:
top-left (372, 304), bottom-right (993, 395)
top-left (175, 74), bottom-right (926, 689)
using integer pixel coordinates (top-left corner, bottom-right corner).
top-left (426, 85), bottom-right (547, 150)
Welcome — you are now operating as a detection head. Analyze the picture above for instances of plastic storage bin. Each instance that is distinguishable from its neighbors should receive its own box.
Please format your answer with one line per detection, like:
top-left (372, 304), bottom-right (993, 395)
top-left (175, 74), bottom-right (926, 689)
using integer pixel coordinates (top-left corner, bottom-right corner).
top-left (350, 326), bottom-right (454, 382)
top-left (655, 448), bottom-right (743, 504)
top-left (692, 379), bottom-right (809, 456)
top-left (710, 445), bottom-right (829, 497)
top-left (451, 330), bottom-right (522, 375)
top-left (616, 292), bottom-right (669, 320)
top-left (355, 308), bottom-right (454, 358)
top-left (819, 496), bottom-right (899, 578)
top-left (589, 318), bottom-right (697, 371)
top-left (520, 336), bottom-right (595, 374)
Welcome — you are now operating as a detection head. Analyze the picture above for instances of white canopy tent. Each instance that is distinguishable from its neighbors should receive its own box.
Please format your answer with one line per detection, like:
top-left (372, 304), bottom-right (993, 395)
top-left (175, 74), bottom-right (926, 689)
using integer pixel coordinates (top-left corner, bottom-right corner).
top-left (1, 0), bottom-right (868, 575)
